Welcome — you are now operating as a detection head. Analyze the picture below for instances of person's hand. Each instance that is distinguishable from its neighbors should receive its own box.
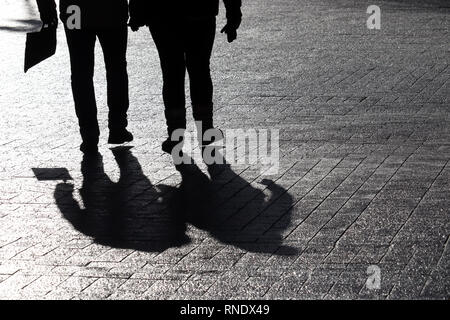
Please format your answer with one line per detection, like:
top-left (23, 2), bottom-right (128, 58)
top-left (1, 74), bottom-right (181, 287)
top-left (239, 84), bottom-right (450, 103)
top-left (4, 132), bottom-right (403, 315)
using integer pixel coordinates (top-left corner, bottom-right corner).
top-left (128, 15), bottom-right (148, 32)
top-left (221, 10), bottom-right (242, 43)
top-left (128, 0), bottom-right (147, 32)
top-left (221, 23), bottom-right (238, 43)
top-left (128, 18), bottom-right (143, 32)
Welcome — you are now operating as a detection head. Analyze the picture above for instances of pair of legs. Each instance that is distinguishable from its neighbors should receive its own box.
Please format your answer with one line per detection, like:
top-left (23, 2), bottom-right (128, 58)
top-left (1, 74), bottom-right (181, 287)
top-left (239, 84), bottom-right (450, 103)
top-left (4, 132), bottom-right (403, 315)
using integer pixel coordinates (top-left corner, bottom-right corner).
top-left (149, 16), bottom-right (217, 151)
top-left (64, 26), bottom-right (132, 152)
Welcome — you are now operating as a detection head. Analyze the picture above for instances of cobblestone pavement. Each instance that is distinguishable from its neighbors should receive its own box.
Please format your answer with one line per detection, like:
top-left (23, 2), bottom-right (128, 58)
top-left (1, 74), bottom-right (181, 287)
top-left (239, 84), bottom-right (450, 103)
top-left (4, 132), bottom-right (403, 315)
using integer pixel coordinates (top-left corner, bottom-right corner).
top-left (0, 0), bottom-right (449, 300)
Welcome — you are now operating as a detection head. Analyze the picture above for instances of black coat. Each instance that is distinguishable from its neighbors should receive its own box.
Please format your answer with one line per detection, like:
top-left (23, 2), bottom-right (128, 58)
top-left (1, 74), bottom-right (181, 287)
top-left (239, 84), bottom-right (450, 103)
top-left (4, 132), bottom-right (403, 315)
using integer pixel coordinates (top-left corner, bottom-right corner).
top-left (36, 0), bottom-right (129, 30)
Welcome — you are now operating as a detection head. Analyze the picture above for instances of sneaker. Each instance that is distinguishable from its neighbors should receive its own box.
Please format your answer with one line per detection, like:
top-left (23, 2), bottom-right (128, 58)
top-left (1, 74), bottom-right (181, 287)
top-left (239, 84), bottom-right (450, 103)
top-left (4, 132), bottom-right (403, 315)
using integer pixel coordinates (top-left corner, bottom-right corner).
top-left (108, 129), bottom-right (134, 144)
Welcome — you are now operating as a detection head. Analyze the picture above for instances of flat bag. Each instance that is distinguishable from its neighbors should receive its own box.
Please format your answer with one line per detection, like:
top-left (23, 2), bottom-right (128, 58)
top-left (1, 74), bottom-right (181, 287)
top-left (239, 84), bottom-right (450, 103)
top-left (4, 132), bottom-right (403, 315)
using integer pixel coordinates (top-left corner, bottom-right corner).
top-left (24, 25), bottom-right (57, 73)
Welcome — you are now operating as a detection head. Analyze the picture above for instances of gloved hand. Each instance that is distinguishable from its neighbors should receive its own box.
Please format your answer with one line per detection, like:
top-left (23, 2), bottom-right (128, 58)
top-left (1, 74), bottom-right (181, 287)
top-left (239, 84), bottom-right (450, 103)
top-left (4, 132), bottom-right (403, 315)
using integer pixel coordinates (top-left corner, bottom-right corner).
top-left (128, 0), bottom-right (147, 31)
top-left (221, 9), bottom-right (242, 43)
top-left (220, 23), bottom-right (238, 43)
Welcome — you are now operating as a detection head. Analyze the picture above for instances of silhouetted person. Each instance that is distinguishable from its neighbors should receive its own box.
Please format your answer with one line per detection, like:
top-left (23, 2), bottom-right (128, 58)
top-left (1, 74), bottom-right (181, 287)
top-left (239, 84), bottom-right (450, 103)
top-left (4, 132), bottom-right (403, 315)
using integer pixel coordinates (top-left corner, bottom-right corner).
top-left (54, 148), bottom-right (188, 251)
top-left (36, 0), bottom-right (133, 154)
top-left (128, 0), bottom-right (242, 154)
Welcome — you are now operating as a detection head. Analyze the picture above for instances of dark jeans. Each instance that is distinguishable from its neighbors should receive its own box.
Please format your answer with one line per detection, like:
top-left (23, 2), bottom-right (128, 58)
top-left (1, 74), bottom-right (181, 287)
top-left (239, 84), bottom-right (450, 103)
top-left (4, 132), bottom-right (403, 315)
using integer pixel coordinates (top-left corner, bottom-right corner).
top-left (64, 26), bottom-right (129, 145)
top-left (149, 17), bottom-right (216, 135)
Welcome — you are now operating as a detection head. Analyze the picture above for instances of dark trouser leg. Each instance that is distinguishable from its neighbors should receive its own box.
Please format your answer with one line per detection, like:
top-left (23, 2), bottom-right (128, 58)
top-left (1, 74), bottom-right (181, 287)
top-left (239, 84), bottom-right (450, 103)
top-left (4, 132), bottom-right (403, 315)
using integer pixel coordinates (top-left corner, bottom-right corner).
top-left (185, 17), bottom-right (216, 128)
top-left (149, 21), bottom-right (187, 136)
top-left (97, 27), bottom-right (130, 131)
top-left (64, 28), bottom-right (99, 145)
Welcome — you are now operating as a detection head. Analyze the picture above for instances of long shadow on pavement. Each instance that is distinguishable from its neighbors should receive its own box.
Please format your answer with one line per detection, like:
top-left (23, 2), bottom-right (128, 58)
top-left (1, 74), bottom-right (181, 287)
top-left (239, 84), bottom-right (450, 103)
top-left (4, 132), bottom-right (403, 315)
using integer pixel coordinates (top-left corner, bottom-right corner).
top-left (171, 154), bottom-right (298, 255)
top-left (53, 147), bottom-right (297, 255)
top-left (54, 146), bottom-right (187, 252)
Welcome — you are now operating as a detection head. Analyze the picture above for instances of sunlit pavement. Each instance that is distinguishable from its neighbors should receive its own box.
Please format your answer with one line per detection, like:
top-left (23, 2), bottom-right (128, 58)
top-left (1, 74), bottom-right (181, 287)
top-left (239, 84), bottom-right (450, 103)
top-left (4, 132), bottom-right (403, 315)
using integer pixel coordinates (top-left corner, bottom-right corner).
top-left (0, 0), bottom-right (449, 299)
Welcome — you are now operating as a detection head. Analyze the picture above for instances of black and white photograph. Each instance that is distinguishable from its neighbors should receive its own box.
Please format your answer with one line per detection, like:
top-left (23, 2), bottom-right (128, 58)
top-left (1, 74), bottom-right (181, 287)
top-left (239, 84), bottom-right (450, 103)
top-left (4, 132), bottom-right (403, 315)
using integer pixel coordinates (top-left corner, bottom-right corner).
top-left (0, 0), bottom-right (449, 307)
